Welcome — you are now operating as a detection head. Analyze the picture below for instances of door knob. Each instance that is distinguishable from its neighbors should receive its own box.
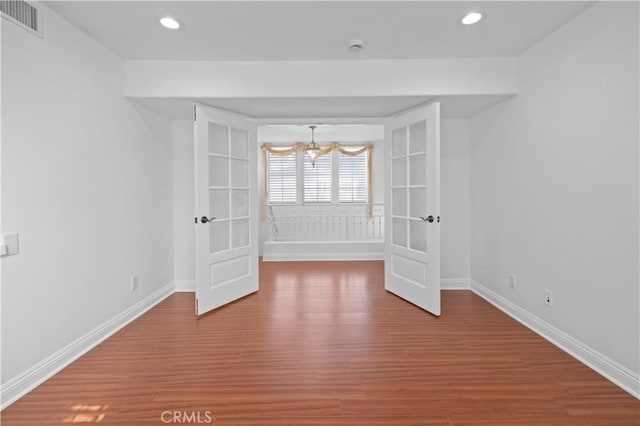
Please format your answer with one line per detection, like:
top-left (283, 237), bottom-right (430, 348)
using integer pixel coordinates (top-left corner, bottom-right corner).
top-left (420, 215), bottom-right (434, 223)
top-left (200, 216), bottom-right (216, 224)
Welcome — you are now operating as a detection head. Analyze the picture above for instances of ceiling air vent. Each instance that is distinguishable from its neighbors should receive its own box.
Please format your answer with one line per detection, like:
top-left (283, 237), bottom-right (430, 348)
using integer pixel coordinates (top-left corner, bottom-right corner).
top-left (1, 0), bottom-right (42, 37)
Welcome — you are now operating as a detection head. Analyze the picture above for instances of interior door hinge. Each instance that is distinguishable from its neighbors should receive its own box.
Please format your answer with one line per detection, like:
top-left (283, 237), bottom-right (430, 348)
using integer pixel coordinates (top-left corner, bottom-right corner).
top-left (193, 106), bottom-right (196, 121)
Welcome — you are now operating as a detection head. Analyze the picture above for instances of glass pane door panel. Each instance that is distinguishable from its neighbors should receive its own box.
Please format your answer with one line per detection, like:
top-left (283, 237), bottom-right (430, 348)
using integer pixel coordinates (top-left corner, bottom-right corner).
top-left (209, 221), bottom-right (229, 253)
top-left (392, 188), bottom-right (407, 216)
top-left (231, 219), bottom-right (250, 248)
top-left (230, 159), bottom-right (249, 187)
top-left (231, 189), bottom-right (249, 217)
top-left (209, 157), bottom-right (229, 187)
top-left (409, 120), bottom-right (427, 153)
top-left (230, 128), bottom-right (249, 159)
top-left (409, 154), bottom-right (427, 186)
top-left (392, 127), bottom-right (407, 157)
top-left (209, 189), bottom-right (230, 219)
top-left (409, 188), bottom-right (427, 218)
top-left (208, 123), bottom-right (229, 155)
top-left (392, 158), bottom-right (407, 186)
top-left (409, 221), bottom-right (427, 252)
top-left (392, 218), bottom-right (407, 247)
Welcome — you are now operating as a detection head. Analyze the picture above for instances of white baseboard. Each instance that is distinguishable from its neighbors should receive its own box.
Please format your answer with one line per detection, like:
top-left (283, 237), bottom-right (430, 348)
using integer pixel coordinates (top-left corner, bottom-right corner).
top-left (441, 278), bottom-right (471, 290)
top-left (262, 252), bottom-right (384, 262)
top-left (470, 279), bottom-right (640, 399)
top-left (173, 280), bottom-right (195, 292)
top-left (0, 282), bottom-right (175, 410)
top-left (262, 240), bottom-right (384, 262)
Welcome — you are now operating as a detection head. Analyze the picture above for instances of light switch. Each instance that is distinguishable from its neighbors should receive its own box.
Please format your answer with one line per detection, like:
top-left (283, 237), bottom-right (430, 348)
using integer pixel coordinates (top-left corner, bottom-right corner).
top-left (0, 233), bottom-right (19, 256)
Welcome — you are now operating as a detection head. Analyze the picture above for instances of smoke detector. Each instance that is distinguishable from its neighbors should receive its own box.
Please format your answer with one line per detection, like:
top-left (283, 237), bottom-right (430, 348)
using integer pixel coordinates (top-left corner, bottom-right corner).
top-left (348, 39), bottom-right (364, 53)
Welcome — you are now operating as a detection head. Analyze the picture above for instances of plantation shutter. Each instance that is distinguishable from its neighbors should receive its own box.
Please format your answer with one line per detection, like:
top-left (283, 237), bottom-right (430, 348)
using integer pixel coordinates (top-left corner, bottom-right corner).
top-left (303, 153), bottom-right (332, 203)
top-left (267, 152), bottom-right (297, 204)
top-left (339, 151), bottom-right (368, 203)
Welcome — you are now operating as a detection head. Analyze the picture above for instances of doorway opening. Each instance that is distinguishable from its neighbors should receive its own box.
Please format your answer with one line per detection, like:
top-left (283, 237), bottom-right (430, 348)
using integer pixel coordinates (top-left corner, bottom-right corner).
top-left (258, 123), bottom-right (385, 262)
top-left (195, 102), bottom-right (441, 318)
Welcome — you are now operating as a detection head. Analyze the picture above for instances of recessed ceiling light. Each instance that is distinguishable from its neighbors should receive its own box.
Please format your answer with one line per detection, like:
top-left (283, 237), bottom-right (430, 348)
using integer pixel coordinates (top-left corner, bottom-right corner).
top-left (461, 12), bottom-right (483, 25)
top-left (159, 17), bottom-right (181, 30)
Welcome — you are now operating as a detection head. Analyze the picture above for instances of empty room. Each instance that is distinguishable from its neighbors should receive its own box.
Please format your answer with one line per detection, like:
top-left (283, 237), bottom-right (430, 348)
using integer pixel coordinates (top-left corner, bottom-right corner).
top-left (1, 1), bottom-right (639, 424)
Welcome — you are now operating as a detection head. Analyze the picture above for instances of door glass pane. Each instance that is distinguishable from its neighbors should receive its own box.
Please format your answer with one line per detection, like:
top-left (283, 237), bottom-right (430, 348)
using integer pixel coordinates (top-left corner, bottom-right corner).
top-left (409, 188), bottom-right (427, 218)
top-left (230, 159), bottom-right (249, 187)
top-left (209, 123), bottom-right (228, 155)
top-left (231, 219), bottom-right (250, 248)
top-left (392, 218), bottom-right (407, 247)
top-left (392, 188), bottom-right (407, 216)
top-left (209, 156), bottom-right (229, 187)
top-left (230, 128), bottom-right (249, 159)
top-left (209, 221), bottom-right (229, 253)
top-left (409, 221), bottom-right (427, 252)
top-left (409, 120), bottom-right (427, 153)
top-left (409, 154), bottom-right (427, 186)
top-left (209, 189), bottom-right (229, 219)
top-left (231, 189), bottom-right (249, 218)
top-left (392, 158), bottom-right (406, 186)
top-left (392, 127), bottom-right (407, 157)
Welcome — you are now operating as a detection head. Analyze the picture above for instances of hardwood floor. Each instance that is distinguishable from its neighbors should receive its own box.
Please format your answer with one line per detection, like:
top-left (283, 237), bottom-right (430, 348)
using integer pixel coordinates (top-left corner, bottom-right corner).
top-left (2, 261), bottom-right (638, 425)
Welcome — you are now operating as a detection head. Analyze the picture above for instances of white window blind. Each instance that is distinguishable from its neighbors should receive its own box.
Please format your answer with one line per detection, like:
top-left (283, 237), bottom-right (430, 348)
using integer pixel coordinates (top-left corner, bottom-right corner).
top-left (339, 151), bottom-right (368, 203)
top-left (303, 153), bottom-right (332, 203)
top-left (267, 152), bottom-right (297, 204)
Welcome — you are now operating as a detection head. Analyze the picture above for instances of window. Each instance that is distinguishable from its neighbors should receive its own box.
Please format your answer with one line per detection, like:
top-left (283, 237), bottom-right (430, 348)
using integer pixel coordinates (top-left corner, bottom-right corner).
top-left (303, 152), bottom-right (332, 203)
top-left (267, 151), bottom-right (297, 204)
top-left (339, 151), bottom-right (368, 203)
top-left (266, 145), bottom-right (370, 205)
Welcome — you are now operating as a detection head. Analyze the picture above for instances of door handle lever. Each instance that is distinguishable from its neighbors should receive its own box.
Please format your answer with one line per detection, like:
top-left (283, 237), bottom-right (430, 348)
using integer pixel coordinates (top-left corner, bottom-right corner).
top-left (419, 215), bottom-right (434, 223)
top-left (200, 216), bottom-right (216, 224)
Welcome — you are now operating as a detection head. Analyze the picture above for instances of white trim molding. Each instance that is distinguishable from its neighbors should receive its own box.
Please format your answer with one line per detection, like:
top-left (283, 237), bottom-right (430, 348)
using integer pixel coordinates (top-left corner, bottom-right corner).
top-left (1, 282), bottom-right (175, 410)
top-left (470, 279), bottom-right (640, 399)
top-left (173, 280), bottom-right (195, 292)
top-left (262, 240), bottom-right (384, 262)
top-left (440, 278), bottom-right (471, 290)
top-left (263, 252), bottom-right (385, 262)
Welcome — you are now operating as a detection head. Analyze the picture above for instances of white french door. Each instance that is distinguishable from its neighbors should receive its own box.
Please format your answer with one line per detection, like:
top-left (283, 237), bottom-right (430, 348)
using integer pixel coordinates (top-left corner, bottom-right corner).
top-left (384, 102), bottom-right (441, 316)
top-left (194, 104), bottom-right (258, 316)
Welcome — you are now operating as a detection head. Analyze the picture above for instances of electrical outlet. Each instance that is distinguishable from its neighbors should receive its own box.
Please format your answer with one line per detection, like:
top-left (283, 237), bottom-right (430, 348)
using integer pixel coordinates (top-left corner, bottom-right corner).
top-left (509, 274), bottom-right (517, 289)
top-left (544, 289), bottom-right (553, 307)
top-left (130, 275), bottom-right (139, 292)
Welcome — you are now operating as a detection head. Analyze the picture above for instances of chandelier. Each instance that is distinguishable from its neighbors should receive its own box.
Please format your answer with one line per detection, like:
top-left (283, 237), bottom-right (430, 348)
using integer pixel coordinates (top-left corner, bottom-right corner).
top-left (305, 125), bottom-right (321, 167)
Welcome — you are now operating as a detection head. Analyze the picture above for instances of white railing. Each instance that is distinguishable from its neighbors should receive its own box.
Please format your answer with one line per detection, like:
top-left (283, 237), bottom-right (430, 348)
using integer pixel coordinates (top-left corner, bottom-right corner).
top-left (268, 204), bottom-right (384, 242)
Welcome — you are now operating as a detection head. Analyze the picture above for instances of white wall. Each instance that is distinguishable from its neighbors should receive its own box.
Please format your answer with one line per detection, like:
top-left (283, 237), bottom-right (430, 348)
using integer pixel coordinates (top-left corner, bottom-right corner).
top-left (1, 4), bottom-right (174, 384)
top-left (440, 119), bottom-right (471, 280)
top-left (470, 2), bottom-right (639, 376)
top-left (172, 121), bottom-right (195, 284)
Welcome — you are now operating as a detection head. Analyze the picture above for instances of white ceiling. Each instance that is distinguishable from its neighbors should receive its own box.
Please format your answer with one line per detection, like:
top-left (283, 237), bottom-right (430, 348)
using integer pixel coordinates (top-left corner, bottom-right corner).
top-left (45, 1), bottom-right (592, 120)
top-left (46, 1), bottom-right (593, 61)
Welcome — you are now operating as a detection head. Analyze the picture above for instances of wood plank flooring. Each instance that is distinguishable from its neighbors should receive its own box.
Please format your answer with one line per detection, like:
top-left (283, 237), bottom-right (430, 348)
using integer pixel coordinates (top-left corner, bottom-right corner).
top-left (2, 261), bottom-right (638, 425)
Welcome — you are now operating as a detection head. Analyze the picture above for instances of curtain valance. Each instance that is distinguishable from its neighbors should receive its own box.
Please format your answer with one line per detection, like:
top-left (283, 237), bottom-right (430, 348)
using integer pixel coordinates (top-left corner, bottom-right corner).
top-left (262, 142), bottom-right (372, 157)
